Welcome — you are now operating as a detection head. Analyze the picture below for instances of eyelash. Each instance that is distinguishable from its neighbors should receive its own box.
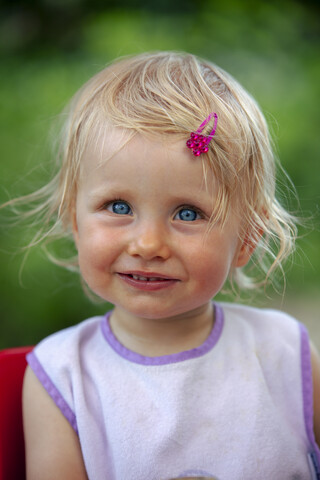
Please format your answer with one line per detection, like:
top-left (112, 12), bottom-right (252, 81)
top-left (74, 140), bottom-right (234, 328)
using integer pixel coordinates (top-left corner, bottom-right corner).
top-left (102, 200), bottom-right (205, 221)
top-left (174, 205), bottom-right (205, 221)
top-left (103, 199), bottom-right (132, 215)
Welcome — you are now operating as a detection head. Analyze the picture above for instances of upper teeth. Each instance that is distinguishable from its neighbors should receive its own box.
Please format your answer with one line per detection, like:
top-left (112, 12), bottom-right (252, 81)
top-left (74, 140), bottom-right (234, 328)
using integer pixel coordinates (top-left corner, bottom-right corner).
top-left (132, 275), bottom-right (160, 281)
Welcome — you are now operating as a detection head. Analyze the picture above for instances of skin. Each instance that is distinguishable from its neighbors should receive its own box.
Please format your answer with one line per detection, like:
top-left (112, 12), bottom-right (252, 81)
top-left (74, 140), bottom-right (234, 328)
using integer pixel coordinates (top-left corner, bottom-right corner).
top-left (23, 368), bottom-right (88, 480)
top-left (72, 133), bottom-right (252, 356)
top-left (23, 130), bottom-right (320, 478)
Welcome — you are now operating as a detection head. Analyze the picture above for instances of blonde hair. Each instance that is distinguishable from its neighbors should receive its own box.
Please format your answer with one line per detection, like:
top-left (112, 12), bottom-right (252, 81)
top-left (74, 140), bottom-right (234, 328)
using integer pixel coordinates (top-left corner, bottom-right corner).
top-left (6, 51), bottom-right (297, 291)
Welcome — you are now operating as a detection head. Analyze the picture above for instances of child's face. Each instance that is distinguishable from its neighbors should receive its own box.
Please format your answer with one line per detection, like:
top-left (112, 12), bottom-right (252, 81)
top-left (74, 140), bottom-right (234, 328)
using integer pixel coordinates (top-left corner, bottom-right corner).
top-left (73, 130), bottom-right (250, 321)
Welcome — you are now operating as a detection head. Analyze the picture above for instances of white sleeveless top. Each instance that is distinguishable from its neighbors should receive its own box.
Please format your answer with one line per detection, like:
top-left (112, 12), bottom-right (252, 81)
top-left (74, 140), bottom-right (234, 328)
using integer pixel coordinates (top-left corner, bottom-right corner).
top-left (27, 303), bottom-right (320, 480)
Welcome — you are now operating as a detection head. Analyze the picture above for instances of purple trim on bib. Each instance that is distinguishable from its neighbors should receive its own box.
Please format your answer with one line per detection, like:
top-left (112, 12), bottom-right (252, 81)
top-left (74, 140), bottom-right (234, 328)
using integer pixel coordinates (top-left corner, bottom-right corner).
top-left (100, 303), bottom-right (224, 366)
top-left (27, 351), bottom-right (78, 434)
top-left (300, 323), bottom-right (320, 468)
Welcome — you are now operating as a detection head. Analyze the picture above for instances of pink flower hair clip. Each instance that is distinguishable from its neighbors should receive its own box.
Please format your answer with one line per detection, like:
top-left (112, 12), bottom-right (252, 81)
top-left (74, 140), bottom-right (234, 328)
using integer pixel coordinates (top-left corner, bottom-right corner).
top-left (186, 112), bottom-right (218, 156)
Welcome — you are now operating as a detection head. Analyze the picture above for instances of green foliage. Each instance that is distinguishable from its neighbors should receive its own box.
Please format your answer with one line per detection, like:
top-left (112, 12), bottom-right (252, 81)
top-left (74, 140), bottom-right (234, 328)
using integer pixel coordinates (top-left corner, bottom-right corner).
top-left (1, 0), bottom-right (319, 346)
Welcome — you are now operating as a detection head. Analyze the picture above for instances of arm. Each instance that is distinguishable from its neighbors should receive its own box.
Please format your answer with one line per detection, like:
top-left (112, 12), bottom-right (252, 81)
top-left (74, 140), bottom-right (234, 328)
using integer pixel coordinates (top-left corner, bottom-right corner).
top-left (23, 366), bottom-right (88, 480)
top-left (311, 342), bottom-right (320, 447)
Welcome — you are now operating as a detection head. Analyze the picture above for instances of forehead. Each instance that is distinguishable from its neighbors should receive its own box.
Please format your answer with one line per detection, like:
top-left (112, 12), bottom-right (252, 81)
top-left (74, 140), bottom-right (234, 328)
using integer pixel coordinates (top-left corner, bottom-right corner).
top-left (80, 127), bottom-right (216, 196)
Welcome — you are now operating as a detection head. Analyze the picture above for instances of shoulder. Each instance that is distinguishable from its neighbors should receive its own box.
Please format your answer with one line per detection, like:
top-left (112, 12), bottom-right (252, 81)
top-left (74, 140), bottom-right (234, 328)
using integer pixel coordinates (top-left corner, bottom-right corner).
top-left (29, 314), bottom-right (106, 369)
top-left (220, 301), bottom-right (298, 322)
top-left (34, 314), bottom-right (105, 350)
top-left (26, 314), bottom-right (108, 420)
top-left (219, 302), bottom-right (301, 343)
top-left (218, 302), bottom-right (304, 387)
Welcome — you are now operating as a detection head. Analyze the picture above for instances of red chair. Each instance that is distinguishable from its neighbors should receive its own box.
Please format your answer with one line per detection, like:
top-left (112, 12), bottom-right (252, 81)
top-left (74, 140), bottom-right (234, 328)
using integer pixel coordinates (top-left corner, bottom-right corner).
top-left (0, 346), bottom-right (33, 479)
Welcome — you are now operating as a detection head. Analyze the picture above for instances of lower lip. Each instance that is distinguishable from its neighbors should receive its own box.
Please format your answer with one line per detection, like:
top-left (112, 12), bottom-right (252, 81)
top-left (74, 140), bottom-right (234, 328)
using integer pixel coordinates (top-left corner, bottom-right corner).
top-left (117, 274), bottom-right (178, 291)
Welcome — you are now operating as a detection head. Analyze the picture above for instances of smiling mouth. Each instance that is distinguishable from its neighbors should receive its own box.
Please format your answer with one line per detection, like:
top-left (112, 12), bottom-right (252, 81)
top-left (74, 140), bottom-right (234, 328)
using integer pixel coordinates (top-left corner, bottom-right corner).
top-left (122, 273), bottom-right (175, 282)
top-left (129, 274), bottom-right (169, 282)
top-left (117, 272), bottom-right (179, 290)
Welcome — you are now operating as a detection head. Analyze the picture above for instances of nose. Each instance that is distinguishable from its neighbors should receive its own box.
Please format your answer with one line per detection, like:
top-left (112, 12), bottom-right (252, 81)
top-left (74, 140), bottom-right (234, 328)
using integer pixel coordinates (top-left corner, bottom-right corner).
top-left (127, 221), bottom-right (171, 260)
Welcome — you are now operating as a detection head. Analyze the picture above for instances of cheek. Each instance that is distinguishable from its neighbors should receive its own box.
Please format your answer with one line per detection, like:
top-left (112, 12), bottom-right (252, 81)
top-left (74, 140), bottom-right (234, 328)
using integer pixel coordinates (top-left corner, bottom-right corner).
top-left (76, 240), bottom-right (114, 299)
top-left (195, 259), bottom-right (229, 290)
top-left (187, 241), bottom-right (237, 289)
top-left (76, 229), bottom-right (113, 278)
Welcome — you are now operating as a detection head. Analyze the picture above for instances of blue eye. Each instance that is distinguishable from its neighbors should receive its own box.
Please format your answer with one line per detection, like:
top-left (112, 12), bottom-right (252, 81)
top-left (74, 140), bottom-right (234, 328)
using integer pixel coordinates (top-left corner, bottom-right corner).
top-left (108, 201), bottom-right (132, 215)
top-left (177, 208), bottom-right (200, 221)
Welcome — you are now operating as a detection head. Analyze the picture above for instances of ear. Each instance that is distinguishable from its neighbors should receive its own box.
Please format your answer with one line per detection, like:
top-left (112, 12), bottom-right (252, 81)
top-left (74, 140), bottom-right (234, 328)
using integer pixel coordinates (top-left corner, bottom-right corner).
top-left (234, 226), bottom-right (264, 268)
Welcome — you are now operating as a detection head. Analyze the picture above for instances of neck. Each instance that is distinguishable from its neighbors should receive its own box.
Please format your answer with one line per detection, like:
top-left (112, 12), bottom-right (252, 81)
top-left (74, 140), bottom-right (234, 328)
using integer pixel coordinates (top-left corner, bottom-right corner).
top-left (109, 303), bottom-right (214, 357)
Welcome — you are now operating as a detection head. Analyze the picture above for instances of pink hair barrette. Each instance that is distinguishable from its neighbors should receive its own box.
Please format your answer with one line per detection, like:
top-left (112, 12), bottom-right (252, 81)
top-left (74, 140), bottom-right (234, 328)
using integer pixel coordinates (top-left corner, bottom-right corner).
top-left (186, 112), bottom-right (218, 156)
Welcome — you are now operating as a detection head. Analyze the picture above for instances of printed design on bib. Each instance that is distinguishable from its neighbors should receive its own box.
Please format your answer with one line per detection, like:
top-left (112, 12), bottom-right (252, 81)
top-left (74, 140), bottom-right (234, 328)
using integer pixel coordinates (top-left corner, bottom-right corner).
top-left (166, 470), bottom-right (219, 480)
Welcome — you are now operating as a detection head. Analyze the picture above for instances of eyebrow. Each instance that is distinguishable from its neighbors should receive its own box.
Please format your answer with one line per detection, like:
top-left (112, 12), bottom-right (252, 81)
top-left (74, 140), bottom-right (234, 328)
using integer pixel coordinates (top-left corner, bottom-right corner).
top-left (86, 184), bottom-right (138, 201)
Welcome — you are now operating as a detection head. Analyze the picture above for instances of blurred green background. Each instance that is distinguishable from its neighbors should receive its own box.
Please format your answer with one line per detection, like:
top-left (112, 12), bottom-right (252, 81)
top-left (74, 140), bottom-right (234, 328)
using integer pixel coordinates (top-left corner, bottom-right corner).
top-left (0, 0), bottom-right (319, 348)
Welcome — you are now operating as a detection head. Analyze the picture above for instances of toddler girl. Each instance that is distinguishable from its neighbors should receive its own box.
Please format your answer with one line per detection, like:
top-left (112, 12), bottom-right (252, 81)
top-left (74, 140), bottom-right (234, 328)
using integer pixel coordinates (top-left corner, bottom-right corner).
top-left (20, 52), bottom-right (320, 479)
